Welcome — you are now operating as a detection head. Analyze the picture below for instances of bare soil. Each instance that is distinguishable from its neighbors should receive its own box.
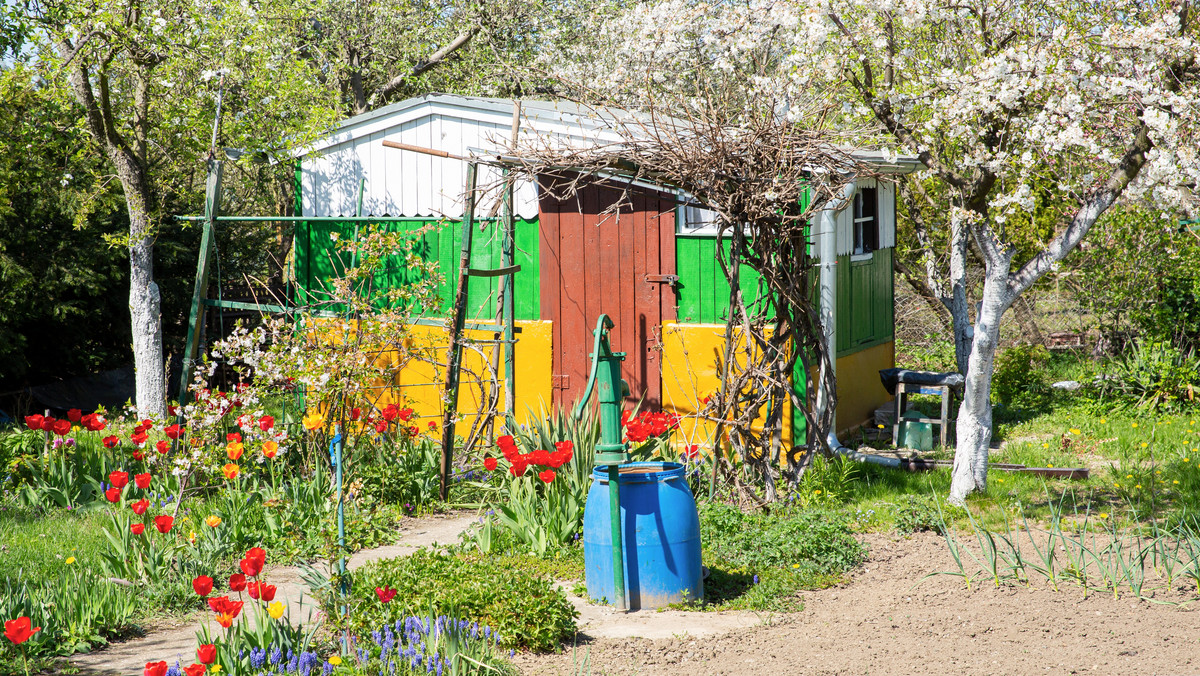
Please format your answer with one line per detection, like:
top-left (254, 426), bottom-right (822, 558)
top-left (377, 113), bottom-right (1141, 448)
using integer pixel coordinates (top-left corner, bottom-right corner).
top-left (516, 531), bottom-right (1200, 675)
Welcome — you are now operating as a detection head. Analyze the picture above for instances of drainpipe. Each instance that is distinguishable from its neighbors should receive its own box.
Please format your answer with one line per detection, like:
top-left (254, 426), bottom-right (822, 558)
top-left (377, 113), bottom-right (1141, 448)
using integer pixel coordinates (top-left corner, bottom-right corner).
top-left (816, 181), bottom-right (900, 469)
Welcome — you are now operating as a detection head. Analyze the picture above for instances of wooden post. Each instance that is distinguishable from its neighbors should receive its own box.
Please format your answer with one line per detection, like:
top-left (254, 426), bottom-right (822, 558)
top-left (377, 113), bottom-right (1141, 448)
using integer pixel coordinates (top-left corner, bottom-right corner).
top-left (178, 161), bottom-right (223, 410)
top-left (439, 163), bottom-right (478, 501)
top-left (501, 169), bottom-right (516, 423)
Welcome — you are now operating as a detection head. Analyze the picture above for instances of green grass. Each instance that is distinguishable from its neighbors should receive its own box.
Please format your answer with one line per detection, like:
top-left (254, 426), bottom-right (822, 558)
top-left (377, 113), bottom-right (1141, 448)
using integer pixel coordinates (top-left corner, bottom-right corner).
top-left (0, 503), bottom-right (111, 582)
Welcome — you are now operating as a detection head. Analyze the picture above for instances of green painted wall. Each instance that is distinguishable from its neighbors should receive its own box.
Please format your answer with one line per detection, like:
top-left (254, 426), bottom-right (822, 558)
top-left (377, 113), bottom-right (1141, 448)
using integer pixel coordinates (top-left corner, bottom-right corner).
top-left (675, 236), bottom-right (768, 324)
top-left (294, 217), bottom-right (541, 320)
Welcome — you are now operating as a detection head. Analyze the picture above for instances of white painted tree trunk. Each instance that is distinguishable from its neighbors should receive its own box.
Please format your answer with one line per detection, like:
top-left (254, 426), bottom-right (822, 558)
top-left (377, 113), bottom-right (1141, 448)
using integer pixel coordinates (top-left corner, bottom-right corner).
top-left (128, 230), bottom-right (167, 418)
top-left (949, 269), bottom-right (1011, 504)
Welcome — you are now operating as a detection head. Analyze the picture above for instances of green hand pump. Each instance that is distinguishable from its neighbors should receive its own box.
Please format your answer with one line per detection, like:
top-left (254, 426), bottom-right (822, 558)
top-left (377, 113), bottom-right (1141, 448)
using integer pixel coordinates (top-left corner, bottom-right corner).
top-left (573, 314), bottom-right (630, 610)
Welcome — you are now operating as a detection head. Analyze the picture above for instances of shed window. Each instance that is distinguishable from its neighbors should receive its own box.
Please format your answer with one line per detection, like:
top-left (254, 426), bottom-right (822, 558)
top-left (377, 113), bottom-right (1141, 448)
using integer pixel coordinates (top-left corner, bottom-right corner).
top-left (853, 187), bottom-right (879, 255)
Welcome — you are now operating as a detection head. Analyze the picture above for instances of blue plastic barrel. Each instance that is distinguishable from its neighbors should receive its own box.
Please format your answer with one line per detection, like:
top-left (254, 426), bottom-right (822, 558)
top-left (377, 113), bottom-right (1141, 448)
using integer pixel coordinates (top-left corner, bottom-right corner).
top-left (583, 461), bottom-right (703, 609)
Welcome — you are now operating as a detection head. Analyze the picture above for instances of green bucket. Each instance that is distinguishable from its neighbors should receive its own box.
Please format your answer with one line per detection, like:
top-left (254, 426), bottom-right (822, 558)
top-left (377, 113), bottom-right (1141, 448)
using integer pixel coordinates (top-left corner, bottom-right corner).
top-left (898, 410), bottom-right (933, 451)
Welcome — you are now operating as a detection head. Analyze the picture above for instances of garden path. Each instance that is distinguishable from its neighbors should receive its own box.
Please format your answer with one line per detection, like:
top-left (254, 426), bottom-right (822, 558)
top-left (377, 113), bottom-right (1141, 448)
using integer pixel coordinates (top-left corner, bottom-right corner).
top-left (70, 513), bottom-right (479, 675)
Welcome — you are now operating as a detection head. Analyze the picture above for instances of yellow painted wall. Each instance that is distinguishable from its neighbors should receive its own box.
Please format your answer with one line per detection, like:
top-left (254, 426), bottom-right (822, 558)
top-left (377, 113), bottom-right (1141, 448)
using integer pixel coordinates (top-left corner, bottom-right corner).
top-left (833, 340), bottom-right (895, 433)
top-left (310, 319), bottom-right (553, 435)
top-left (659, 323), bottom-right (792, 451)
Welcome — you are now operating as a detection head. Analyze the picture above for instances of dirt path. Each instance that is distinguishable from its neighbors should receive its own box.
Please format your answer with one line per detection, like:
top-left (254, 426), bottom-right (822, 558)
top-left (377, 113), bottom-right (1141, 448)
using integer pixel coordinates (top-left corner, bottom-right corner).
top-left (70, 513), bottom-right (479, 675)
top-left (516, 531), bottom-right (1200, 675)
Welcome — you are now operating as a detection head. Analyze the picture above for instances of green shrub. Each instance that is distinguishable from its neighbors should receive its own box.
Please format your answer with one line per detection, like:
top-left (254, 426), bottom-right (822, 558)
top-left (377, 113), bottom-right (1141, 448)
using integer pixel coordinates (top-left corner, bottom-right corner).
top-left (353, 437), bottom-right (442, 511)
top-left (699, 504), bottom-right (865, 579)
top-left (892, 495), bottom-right (947, 534)
top-left (1095, 339), bottom-right (1200, 410)
top-left (993, 343), bottom-right (1052, 411)
top-left (350, 549), bottom-right (578, 653)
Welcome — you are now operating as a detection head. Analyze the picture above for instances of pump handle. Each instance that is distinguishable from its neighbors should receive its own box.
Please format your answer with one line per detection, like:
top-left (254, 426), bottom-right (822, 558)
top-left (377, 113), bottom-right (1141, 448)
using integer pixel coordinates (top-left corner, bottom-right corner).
top-left (573, 314), bottom-right (614, 421)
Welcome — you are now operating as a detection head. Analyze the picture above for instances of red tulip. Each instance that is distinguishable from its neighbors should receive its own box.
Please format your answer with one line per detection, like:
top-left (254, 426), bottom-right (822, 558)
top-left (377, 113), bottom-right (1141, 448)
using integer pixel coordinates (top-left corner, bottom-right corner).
top-left (206, 595), bottom-right (243, 619)
top-left (132, 450), bottom-right (145, 461)
top-left (350, 407), bottom-right (362, 420)
top-left (164, 423), bottom-right (182, 440)
top-left (259, 415), bottom-right (274, 431)
top-left (82, 413), bottom-right (106, 431)
top-left (3, 616), bottom-right (40, 644)
top-left (184, 664), bottom-right (207, 676)
top-left (248, 581), bottom-right (276, 600)
top-left (382, 403), bottom-right (399, 421)
top-left (144, 661), bottom-right (168, 676)
top-left (109, 471), bottom-right (129, 489)
top-left (538, 469), bottom-right (556, 484)
top-left (131, 523), bottom-right (145, 535)
top-left (509, 462), bottom-right (527, 477)
top-left (197, 643), bottom-right (217, 664)
top-left (135, 473), bottom-right (151, 489)
top-left (226, 432), bottom-right (242, 443)
top-left (105, 487), bottom-right (121, 503)
top-left (228, 573), bottom-right (247, 592)
top-left (40, 416), bottom-right (56, 431)
top-left (131, 499), bottom-right (150, 515)
top-left (67, 408), bottom-right (82, 423)
top-left (23, 414), bottom-right (44, 431)
top-left (398, 407), bottom-right (414, 422)
top-left (240, 555), bottom-right (264, 577)
top-left (193, 575), bottom-right (213, 597)
top-left (156, 440), bottom-right (171, 455)
top-left (131, 432), bottom-right (148, 446)
top-left (375, 586), bottom-right (397, 603)
top-left (153, 515), bottom-right (174, 534)
top-left (483, 457), bottom-right (498, 471)
top-left (51, 418), bottom-right (72, 436)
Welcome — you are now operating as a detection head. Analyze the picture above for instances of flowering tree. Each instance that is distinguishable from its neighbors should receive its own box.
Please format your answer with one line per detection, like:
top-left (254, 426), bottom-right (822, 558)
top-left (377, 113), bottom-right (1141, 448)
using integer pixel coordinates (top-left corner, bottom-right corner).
top-left (561, 0), bottom-right (1200, 503)
top-left (20, 0), bottom-right (338, 417)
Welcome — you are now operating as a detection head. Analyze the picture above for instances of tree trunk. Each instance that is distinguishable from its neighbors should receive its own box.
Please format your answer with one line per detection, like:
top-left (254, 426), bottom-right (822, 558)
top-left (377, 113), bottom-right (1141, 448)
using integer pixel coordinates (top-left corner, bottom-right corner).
top-left (947, 214), bottom-right (972, 376)
top-left (114, 154), bottom-right (167, 418)
top-left (949, 269), bottom-right (1010, 504)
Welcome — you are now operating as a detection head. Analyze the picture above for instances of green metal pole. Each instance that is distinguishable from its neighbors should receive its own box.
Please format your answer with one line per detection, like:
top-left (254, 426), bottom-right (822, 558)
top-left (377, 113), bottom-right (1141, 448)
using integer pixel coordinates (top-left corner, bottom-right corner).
top-left (178, 161), bottom-right (223, 411)
top-left (333, 423), bottom-right (348, 653)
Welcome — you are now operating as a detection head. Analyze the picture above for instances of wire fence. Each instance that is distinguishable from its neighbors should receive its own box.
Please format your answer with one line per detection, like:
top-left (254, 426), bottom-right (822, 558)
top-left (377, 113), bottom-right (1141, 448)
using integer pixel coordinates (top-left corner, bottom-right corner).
top-left (894, 271), bottom-right (1097, 356)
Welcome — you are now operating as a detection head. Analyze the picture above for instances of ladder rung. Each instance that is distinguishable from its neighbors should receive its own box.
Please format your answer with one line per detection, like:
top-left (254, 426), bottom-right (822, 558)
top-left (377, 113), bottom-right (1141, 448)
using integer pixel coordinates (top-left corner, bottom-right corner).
top-left (466, 265), bottom-right (521, 278)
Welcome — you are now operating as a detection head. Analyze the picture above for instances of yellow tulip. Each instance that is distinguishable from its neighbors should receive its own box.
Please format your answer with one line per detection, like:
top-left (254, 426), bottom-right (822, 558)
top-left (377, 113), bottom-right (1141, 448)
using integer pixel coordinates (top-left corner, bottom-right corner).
top-left (303, 412), bottom-right (324, 431)
top-left (205, 515), bottom-right (222, 528)
top-left (268, 601), bottom-right (285, 619)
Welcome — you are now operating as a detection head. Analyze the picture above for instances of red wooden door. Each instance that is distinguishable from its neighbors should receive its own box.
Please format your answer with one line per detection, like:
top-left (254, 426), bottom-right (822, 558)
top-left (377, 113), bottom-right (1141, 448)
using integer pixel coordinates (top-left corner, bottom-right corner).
top-left (538, 178), bottom-right (677, 410)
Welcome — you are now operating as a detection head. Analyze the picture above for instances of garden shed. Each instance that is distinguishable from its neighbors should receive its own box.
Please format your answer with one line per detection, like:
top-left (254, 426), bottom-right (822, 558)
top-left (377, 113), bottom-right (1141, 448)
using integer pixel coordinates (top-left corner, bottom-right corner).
top-left (292, 93), bottom-right (921, 445)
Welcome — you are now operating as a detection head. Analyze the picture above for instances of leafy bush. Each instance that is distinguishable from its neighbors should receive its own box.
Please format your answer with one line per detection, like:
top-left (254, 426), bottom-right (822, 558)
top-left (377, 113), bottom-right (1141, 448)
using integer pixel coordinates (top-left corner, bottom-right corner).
top-left (1095, 339), bottom-right (1200, 410)
top-left (993, 343), bottom-right (1052, 411)
top-left (353, 437), bottom-right (441, 511)
top-left (693, 504), bottom-right (865, 611)
top-left (892, 495), bottom-right (947, 534)
top-left (795, 455), bottom-right (861, 505)
top-left (350, 550), bottom-right (578, 653)
top-left (700, 504), bottom-right (865, 574)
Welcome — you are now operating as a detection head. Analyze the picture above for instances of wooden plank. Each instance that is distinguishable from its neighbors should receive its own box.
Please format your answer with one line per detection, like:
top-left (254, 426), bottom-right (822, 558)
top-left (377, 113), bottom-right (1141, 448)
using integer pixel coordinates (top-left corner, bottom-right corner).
top-left (467, 264), bottom-right (522, 278)
top-left (514, 217), bottom-right (540, 320)
top-left (645, 192), bottom-right (664, 407)
top-left (659, 195), bottom-right (678, 322)
top-left (536, 176), bottom-right (564, 405)
top-left (576, 183), bottom-right (600, 407)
